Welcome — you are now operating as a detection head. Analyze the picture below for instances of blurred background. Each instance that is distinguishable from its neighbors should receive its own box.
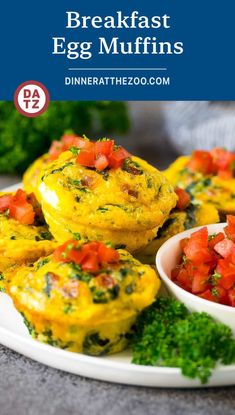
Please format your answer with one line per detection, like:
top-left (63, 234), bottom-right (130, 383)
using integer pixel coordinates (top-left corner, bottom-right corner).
top-left (1, 101), bottom-right (235, 188)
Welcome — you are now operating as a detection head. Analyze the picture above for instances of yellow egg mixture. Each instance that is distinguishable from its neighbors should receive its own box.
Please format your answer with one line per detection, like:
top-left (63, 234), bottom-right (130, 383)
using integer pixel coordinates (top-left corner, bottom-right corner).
top-left (135, 201), bottom-right (219, 264)
top-left (164, 156), bottom-right (235, 216)
top-left (0, 201), bottom-right (56, 290)
top-left (9, 250), bottom-right (160, 355)
top-left (36, 151), bottom-right (177, 252)
top-left (23, 154), bottom-right (50, 199)
top-left (5, 142), bottom-right (229, 357)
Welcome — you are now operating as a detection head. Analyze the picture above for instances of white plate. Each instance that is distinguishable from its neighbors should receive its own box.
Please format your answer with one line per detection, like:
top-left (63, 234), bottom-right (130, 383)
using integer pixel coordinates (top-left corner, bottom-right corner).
top-left (1, 183), bottom-right (235, 387)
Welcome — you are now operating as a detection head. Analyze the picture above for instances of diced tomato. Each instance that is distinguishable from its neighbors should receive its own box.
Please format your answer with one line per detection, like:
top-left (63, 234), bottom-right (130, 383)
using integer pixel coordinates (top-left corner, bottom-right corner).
top-left (211, 147), bottom-right (235, 171)
top-left (172, 215), bottom-right (235, 307)
top-left (53, 240), bottom-right (76, 263)
top-left (206, 250), bottom-right (219, 272)
top-left (61, 134), bottom-right (78, 146)
top-left (211, 148), bottom-right (235, 180)
top-left (183, 227), bottom-right (208, 250)
top-left (191, 265), bottom-right (210, 294)
top-left (48, 140), bottom-right (64, 160)
top-left (184, 228), bottom-right (212, 264)
top-left (0, 189), bottom-right (38, 225)
top-left (180, 238), bottom-right (189, 251)
top-left (219, 270), bottom-right (235, 291)
top-left (68, 246), bottom-right (88, 264)
top-left (215, 259), bottom-right (227, 278)
top-left (94, 140), bottom-right (114, 156)
top-left (224, 215), bottom-right (235, 242)
top-left (94, 154), bottom-right (109, 171)
top-left (174, 262), bottom-right (196, 290)
top-left (209, 232), bottom-right (225, 249)
top-left (53, 240), bottom-right (119, 274)
top-left (218, 169), bottom-right (233, 180)
top-left (228, 246), bottom-right (235, 265)
top-left (67, 241), bottom-right (97, 264)
top-left (171, 266), bottom-right (181, 282)
top-left (14, 189), bottom-right (28, 203)
top-left (9, 201), bottom-right (35, 225)
top-left (190, 227), bottom-right (209, 246)
top-left (61, 135), bottom-right (89, 149)
top-left (226, 215), bottom-right (235, 227)
top-left (81, 241), bottom-right (100, 253)
top-left (224, 226), bottom-right (235, 242)
top-left (49, 135), bottom-right (94, 161)
top-left (184, 261), bottom-right (196, 275)
top-left (216, 259), bottom-right (235, 290)
top-left (199, 286), bottom-right (227, 304)
top-left (98, 243), bottom-right (119, 263)
top-left (185, 148), bottom-right (235, 178)
top-left (187, 150), bottom-right (215, 175)
top-left (10, 190), bottom-right (36, 224)
top-left (175, 187), bottom-right (191, 210)
top-left (214, 286), bottom-right (229, 305)
top-left (0, 194), bottom-right (13, 212)
top-left (228, 287), bottom-right (235, 307)
top-left (76, 149), bottom-right (95, 167)
top-left (175, 268), bottom-right (193, 291)
top-left (75, 139), bottom-right (94, 151)
top-left (214, 239), bottom-right (235, 258)
top-left (199, 289), bottom-right (217, 303)
top-left (183, 240), bottom-right (202, 263)
top-left (108, 147), bottom-right (131, 169)
top-left (63, 137), bottom-right (131, 171)
top-left (81, 252), bottom-right (99, 273)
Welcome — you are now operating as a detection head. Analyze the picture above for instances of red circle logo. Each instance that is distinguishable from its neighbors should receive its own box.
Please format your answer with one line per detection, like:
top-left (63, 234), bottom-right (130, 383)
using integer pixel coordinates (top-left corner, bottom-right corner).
top-left (14, 80), bottom-right (50, 117)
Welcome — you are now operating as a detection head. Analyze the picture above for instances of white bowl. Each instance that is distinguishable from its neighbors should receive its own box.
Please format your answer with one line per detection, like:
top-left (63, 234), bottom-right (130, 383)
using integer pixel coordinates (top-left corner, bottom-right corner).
top-left (156, 223), bottom-right (235, 333)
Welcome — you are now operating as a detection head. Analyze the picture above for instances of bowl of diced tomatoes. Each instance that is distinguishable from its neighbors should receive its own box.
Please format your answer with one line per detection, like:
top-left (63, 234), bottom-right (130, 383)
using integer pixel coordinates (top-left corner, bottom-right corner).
top-left (156, 216), bottom-right (235, 332)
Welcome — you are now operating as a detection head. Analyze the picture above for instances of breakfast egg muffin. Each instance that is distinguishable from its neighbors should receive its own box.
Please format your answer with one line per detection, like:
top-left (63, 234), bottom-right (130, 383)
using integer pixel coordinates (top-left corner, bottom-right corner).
top-left (135, 188), bottom-right (219, 264)
top-left (9, 240), bottom-right (160, 355)
top-left (164, 148), bottom-right (235, 217)
top-left (23, 154), bottom-right (50, 199)
top-left (0, 190), bottom-right (57, 290)
top-left (23, 135), bottom-right (87, 197)
top-left (36, 138), bottom-right (177, 253)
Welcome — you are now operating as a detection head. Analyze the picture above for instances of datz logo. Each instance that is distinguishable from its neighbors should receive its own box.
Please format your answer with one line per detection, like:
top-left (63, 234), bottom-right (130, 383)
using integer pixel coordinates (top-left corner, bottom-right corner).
top-left (52, 11), bottom-right (184, 60)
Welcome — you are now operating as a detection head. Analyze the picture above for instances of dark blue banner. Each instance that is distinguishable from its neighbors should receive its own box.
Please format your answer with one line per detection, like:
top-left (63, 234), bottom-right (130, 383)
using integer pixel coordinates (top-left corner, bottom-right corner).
top-left (0, 0), bottom-right (234, 100)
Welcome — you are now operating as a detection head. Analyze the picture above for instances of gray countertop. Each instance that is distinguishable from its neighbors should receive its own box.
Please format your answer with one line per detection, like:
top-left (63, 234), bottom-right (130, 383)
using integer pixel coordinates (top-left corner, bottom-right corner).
top-left (0, 343), bottom-right (235, 415)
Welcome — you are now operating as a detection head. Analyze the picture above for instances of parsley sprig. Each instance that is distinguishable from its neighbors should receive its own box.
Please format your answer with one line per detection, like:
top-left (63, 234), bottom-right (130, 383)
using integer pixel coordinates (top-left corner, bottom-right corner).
top-left (131, 297), bottom-right (235, 383)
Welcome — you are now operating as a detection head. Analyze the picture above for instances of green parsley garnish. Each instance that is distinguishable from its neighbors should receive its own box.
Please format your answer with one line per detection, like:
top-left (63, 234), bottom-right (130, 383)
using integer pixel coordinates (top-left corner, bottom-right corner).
top-left (131, 297), bottom-right (235, 384)
top-left (72, 232), bottom-right (81, 240)
top-left (36, 258), bottom-right (50, 270)
top-left (208, 233), bottom-right (217, 241)
top-left (69, 146), bottom-right (80, 155)
top-left (210, 271), bottom-right (221, 286)
top-left (63, 304), bottom-right (73, 314)
top-left (97, 207), bottom-right (109, 213)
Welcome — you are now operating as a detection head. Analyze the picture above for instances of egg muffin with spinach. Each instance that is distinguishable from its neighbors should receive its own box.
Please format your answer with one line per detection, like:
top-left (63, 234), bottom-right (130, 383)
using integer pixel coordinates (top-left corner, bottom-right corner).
top-left (9, 240), bottom-right (160, 355)
top-left (135, 188), bottom-right (219, 264)
top-left (23, 135), bottom-right (87, 198)
top-left (37, 138), bottom-right (177, 253)
top-left (0, 190), bottom-right (56, 290)
top-left (23, 154), bottom-right (50, 199)
top-left (164, 148), bottom-right (235, 218)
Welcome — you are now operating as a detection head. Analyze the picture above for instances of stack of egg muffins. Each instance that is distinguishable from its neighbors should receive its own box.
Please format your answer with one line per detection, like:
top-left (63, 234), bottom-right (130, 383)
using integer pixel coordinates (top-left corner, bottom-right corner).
top-left (3, 136), bottom-right (232, 356)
